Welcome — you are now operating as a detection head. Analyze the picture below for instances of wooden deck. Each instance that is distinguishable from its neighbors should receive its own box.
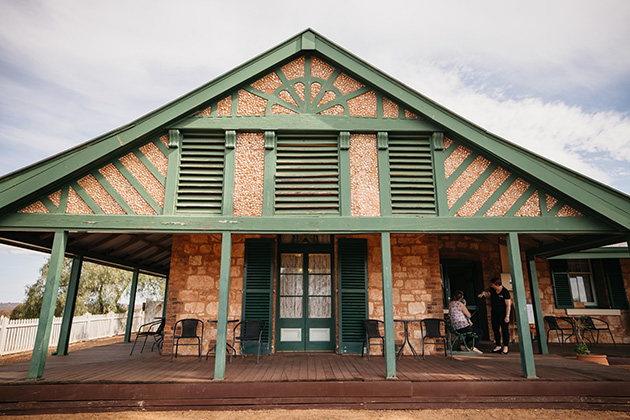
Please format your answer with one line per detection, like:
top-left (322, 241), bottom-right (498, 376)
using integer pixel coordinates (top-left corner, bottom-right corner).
top-left (1, 341), bottom-right (630, 413)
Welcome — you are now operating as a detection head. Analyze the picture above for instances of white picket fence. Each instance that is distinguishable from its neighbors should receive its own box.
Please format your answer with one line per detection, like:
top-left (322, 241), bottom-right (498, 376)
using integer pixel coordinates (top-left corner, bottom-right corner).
top-left (0, 311), bottom-right (145, 356)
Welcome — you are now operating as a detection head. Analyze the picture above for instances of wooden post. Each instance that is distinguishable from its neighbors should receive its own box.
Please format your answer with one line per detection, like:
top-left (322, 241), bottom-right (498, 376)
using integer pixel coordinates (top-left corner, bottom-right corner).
top-left (380, 232), bottom-right (397, 379)
top-left (527, 256), bottom-right (548, 354)
top-left (55, 256), bottom-right (82, 355)
top-left (124, 269), bottom-right (140, 343)
top-left (28, 230), bottom-right (67, 380)
top-left (506, 233), bottom-right (537, 378)
top-left (214, 232), bottom-right (232, 381)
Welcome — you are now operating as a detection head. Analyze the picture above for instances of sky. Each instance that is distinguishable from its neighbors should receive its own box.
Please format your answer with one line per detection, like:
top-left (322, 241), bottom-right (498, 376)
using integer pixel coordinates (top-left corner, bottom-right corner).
top-left (0, 0), bottom-right (629, 303)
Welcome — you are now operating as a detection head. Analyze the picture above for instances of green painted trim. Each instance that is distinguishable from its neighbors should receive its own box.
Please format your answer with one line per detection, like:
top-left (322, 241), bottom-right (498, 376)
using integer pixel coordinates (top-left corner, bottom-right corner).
top-left (222, 131), bottom-right (236, 216)
top-left (380, 233), bottom-right (397, 379)
top-left (526, 234), bottom-right (625, 259)
top-left (124, 269), bottom-right (140, 343)
top-left (475, 174), bottom-right (518, 217)
top-left (40, 196), bottom-right (59, 214)
top-left (213, 232), bottom-right (232, 381)
top-left (432, 133), bottom-right (448, 216)
top-left (162, 276), bottom-right (169, 318)
top-left (58, 186), bottom-right (69, 214)
top-left (0, 213), bottom-right (616, 234)
top-left (55, 256), bottom-right (82, 355)
top-left (92, 171), bottom-right (135, 215)
top-left (163, 130), bottom-right (182, 215)
top-left (338, 132), bottom-right (351, 216)
top-left (28, 230), bottom-right (67, 380)
top-left (133, 149), bottom-right (166, 186)
top-left (504, 186), bottom-right (537, 218)
top-left (112, 160), bottom-right (162, 215)
top-left (262, 132), bottom-right (276, 216)
top-left (527, 257), bottom-right (548, 355)
top-left (548, 247), bottom-right (630, 260)
top-left (153, 137), bottom-right (169, 155)
top-left (445, 152), bottom-right (477, 189)
top-left (448, 163), bottom-right (498, 216)
top-left (506, 233), bottom-right (537, 379)
top-left (70, 181), bottom-right (104, 215)
top-left (377, 133), bottom-right (392, 216)
top-left (175, 115), bottom-right (439, 132)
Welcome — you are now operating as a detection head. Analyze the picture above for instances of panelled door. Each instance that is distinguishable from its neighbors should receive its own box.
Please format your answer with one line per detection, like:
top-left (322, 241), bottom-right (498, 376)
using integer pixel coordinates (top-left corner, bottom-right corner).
top-left (276, 250), bottom-right (335, 351)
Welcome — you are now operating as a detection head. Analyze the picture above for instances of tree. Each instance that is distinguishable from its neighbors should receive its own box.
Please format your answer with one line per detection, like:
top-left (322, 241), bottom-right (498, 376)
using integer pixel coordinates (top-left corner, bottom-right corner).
top-left (10, 257), bottom-right (165, 319)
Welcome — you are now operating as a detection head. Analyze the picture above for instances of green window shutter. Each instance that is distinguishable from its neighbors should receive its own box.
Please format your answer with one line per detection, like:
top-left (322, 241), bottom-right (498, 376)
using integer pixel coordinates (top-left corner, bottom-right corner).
top-left (389, 136), bottom-right (436, 214)
top-left (242, 238), bottom-right (275, 354)
top-left (176, 134), bottom-right (225, 214)
top-left (275, 137), bottom-right (340, 215)
top-left (603, 259), bottom-right (629, 310)
top-left (549, 260), bottom-right (574, 309)
top-left (338, 238), bottom-right (368, 354)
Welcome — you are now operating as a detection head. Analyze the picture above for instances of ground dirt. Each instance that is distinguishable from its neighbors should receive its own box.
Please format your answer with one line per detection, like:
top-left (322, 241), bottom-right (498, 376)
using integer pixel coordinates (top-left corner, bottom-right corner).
top-left (1, 409), bottom-right (629, 420)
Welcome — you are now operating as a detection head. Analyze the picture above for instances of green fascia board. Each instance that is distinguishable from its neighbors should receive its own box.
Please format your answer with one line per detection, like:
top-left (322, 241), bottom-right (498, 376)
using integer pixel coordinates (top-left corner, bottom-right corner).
top-left (548, 246), bottom-right (629, 260)
top-left (0, 213), bottom-right (614, 234)
top-left (1, 28), bottom-right (629, 230)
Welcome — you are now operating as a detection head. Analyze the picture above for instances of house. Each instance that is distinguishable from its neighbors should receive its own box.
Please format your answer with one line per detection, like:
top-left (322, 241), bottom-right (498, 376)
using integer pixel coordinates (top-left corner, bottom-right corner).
top-left (0, 29), bottom-right (628, 381)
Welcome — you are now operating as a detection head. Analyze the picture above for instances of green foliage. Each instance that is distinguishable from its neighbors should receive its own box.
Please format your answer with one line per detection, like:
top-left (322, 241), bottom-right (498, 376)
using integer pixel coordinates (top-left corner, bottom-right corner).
top-left (575, 342), bottom-right (591, 355)
top-left (10, 257), bottom-right (165, 319)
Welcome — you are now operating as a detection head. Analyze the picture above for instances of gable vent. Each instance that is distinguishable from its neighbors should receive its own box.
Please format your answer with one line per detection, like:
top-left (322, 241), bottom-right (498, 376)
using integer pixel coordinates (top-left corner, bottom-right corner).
top-left (389, 137), bottom-right (436, 214)
top-left (176, 135), bottom-right (225, 214)
top-left (275, 137), bottom-right (340, 215)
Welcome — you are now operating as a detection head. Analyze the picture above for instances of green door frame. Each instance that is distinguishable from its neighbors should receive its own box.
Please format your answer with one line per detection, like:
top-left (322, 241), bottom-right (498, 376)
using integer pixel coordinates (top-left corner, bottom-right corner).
top-left (276, 243), bottom-right (335, 352)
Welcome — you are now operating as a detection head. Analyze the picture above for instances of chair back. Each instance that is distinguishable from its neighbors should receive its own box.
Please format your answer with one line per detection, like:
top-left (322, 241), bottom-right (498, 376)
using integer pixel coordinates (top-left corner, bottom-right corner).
top-left (544, 315), bottom-right (563, 330)
top-left (363, 319), bottom-right (383, 339)
top-left (240, 320), bottom-right (264, 340)
top-left (155, 318), bottom-right (166, 335)
top-left (176, 318), bottom-right (202, 338)
top-left (421, 318), bottom-right (445, 338)
top-left (579, 316), bottom-right (595, 329)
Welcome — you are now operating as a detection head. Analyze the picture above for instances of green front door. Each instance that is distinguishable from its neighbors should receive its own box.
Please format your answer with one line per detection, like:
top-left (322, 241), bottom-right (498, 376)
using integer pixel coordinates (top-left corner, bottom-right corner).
top-left (276, 251), bottom-right (335, 351)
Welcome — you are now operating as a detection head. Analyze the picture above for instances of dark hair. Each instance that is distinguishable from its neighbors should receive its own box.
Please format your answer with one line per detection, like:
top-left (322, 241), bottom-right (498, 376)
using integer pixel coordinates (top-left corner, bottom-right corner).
top-left (490, 277), bottom-right (502, 286)
top-left (453, 290), bottom-right (464, 301)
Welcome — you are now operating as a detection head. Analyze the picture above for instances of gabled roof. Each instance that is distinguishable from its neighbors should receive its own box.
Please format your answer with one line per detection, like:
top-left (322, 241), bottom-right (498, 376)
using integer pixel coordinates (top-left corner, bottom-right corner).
top-left (1, 29), bottom-right (629, 232)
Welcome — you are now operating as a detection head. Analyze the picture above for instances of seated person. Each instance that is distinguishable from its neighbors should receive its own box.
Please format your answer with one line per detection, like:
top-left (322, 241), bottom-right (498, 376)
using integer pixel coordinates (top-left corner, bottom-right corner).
top-left (448, 290), bottom-right (483, 354)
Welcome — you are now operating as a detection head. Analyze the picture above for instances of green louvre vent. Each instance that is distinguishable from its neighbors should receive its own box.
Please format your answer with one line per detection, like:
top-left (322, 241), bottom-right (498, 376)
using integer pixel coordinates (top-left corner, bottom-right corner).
top-left (176, 135), bottom-right (225, 214)
top-left (338, 238), bottom-right (368, 354)
top-left (389, 137), bottom-right (436, 214)
top-left (275, 137), bottom-right (339, 215)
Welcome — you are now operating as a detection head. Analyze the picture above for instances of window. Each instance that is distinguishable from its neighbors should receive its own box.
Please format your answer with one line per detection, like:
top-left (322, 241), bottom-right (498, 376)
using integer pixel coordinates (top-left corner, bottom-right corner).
top-left (566, 260), bottom-right (597, 306)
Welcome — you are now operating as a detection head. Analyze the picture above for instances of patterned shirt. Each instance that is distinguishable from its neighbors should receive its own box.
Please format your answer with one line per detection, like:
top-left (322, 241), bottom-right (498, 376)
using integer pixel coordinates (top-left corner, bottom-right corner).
top-left (449, 300), bottom-right (469, 330)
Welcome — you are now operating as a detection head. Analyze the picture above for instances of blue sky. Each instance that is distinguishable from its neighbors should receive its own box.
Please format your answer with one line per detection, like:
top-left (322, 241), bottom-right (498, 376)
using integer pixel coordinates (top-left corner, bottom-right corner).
top-left (0, 0), bottom-right (629, 303)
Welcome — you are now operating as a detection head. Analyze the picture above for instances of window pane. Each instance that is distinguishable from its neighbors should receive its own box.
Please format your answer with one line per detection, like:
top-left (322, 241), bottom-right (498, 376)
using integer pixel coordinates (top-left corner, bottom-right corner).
top-left (281, 253), bottom-right (303, 274)
top-left (308, 297), bottom-right (331, 318)
top-left (308, 254), bottom-right (331, 273)
top-left (280, 297), bottom-right (302, 318)
top-left (280, 274), bottom-right (303, 296)
top-left (309, 274), bottom-right (331, 295)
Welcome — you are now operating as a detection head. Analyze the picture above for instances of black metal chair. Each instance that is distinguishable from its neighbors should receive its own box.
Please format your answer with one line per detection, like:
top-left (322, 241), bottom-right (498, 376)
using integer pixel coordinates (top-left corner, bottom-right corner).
top-left (170, 318), bottom-right (204, 361)
top-left (420, 318), bottom-right (448, 359)
top-left (444, 314), bottom-right (477, 359)
top-left (361, 319), bottom-right (384, 360)
top-left (544, 316), bottom-right (574, 345)
top-left (130, 317), bottom-right (165, 356)
top-left (231, 320), bottom-right (265, 364)
top-left (579, 316), bottom-right (616, 347)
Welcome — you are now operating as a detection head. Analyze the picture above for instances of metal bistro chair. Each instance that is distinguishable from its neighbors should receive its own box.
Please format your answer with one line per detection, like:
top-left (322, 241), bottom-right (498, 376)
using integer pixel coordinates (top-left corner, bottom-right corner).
top-left (544, 316), bottom-right (574, 345)
top-left (420, 318), bottom-right (448, 359)
top-left (170, 318), bottom-right (204, 362)
top-left (130, 317), bottom-right (165, 356)
top-left (231, 320), bottom-right (265, 364)
top-left (444, 314), bottom-right (477, 359)
top-left (361, 319), bottom-right (384, 361)
top-left (579, 316), bottom-right (616, 347)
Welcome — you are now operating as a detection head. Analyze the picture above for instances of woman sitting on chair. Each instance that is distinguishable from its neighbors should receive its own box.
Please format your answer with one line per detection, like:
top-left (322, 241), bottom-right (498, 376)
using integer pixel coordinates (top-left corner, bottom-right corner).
top-left (449, 290), bottom-right (483, 354)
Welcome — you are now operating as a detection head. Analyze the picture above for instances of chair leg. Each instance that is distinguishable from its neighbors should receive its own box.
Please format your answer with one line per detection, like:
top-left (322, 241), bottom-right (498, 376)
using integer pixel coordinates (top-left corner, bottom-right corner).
top-left (130, 334), bottom-right (140, 356)
top-left (257, 340), bottom-right (261, 364)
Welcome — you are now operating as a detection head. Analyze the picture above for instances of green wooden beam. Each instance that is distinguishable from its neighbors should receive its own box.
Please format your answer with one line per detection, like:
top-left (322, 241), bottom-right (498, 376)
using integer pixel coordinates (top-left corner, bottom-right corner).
top-left (124, 269), bottom-right (140, 343)
top-left (55, 256), bottom-right (82, 356)
top-left (262, 131), bottom-right (276, 216)
top-left (0, 213), bottom-right (616, 234)
top-left (380, 232), bottom-right (397, 379)
top-left (112, 160), bottom-right (162, 215)
top-left (28, 230), bottom-right (67, 380)
top-left (431, 133), bottom-right (448, 217)
top-left (213, 232), bottom-right (232, 381)
top-left (527, 234), bottom-right (627, 259)
top-left (338, 132), bottom-right (351, 216)
top-left (163, 130), bottom-right (182, 215)
top-left (69, 181), bottom-right (104, 215)
top-left (222, 131), bottom-right (236, 216)
top-left (506, 232), bottom-right (537, 378)
top-left (174, 114), bottom-right (439, 133)
top-left (92, 171), bottom-right (135, 215)
top-left (162, 275), bottom-right (169, 318)
top-left (527, 257), bottom-right (548, 354)
top-left (133, 149), bottom-right (166, 186)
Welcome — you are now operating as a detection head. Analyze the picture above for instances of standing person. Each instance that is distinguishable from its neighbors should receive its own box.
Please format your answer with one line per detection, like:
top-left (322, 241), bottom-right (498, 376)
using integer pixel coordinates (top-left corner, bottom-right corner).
top-left (448, 290), bottom-right (483, 354)
top-left (478, 277), bottom-right (512, 354)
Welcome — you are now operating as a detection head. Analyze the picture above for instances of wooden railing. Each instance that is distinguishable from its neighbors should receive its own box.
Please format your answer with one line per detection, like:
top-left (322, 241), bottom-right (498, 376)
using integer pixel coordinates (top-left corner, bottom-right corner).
top-left (0, 311), bottom-right (145, 355)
